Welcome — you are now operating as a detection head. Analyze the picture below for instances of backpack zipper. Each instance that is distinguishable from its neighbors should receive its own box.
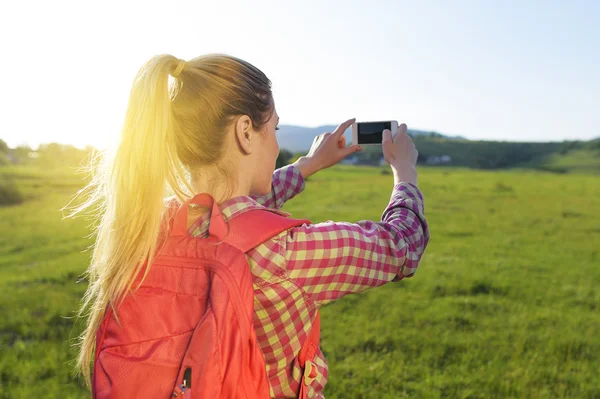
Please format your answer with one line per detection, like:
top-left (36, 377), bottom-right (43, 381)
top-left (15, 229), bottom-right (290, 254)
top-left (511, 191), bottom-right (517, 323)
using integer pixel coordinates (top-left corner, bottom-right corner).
top-left (183, 367), bottom-right (192, 389)
top-left (172, 367), bottom-right (192, 397)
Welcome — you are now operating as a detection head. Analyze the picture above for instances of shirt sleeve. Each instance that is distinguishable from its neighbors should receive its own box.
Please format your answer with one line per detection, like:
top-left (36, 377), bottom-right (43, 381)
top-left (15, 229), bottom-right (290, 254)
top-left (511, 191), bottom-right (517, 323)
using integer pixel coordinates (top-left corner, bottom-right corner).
top-left (249, 164), bottom-right (306, 210)
top-left (282, 182), bottom-right (430, 307)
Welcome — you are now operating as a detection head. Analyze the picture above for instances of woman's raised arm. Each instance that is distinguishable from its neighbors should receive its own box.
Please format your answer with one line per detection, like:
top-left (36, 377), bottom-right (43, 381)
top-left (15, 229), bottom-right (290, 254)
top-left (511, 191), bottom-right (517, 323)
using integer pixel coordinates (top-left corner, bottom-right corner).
top-left (282, 181), bottom-right (429, 307)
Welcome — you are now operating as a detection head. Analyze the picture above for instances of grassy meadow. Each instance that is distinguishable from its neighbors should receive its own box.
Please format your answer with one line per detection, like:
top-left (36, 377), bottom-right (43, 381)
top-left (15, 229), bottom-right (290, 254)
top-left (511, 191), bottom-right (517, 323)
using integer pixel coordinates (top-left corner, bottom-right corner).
top-left (0, 162), bottom-right (599, 398)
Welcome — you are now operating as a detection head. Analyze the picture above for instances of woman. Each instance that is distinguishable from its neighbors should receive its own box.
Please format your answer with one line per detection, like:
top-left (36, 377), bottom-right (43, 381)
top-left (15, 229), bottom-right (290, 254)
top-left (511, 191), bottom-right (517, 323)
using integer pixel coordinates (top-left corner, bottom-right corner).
top-left (69, 53), bottom-right (430, 398)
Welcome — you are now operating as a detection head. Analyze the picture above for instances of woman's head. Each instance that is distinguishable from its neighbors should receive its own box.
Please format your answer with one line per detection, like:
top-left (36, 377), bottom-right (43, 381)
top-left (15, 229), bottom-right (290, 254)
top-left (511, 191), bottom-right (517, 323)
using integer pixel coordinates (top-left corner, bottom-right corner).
top-left (64, 53), bottom-right (279, 388)
top-left (169, 53), bottom-right (280, 199)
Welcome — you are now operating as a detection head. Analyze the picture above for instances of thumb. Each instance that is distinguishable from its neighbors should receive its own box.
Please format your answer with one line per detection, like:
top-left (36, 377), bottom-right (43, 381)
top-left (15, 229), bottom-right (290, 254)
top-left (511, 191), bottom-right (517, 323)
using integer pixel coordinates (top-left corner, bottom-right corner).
top-left (342, 144), bottom-right (362, 157)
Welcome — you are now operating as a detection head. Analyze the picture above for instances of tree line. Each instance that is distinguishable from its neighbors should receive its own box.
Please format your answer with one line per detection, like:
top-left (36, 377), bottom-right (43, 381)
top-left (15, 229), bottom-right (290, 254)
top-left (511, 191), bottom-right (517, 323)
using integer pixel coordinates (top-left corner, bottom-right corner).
top-left (2, 135), bottom-right (598, 171)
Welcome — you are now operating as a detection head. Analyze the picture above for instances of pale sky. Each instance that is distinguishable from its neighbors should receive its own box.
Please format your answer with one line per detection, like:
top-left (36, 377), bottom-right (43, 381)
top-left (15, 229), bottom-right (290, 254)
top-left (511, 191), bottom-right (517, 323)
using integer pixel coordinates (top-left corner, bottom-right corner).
top-left (1, 0), bottom-right (599, 150)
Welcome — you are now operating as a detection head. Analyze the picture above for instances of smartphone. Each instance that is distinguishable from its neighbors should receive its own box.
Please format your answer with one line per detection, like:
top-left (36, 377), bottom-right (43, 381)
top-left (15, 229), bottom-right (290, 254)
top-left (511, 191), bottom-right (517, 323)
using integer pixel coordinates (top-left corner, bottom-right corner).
top-left (351, 120), bottom-right (398, 146)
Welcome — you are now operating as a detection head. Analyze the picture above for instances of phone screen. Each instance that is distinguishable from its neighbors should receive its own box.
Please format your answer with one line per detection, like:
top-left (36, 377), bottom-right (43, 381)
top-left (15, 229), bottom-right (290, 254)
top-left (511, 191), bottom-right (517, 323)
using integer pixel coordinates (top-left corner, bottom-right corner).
top-left (357, 121), bottom-right (391, 144)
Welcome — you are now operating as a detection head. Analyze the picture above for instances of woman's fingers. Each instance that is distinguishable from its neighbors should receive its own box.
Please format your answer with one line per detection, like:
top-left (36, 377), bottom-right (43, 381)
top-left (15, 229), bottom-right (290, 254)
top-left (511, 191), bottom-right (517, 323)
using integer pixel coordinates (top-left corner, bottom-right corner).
top-left (333, 118), bottom-right (356, 138)
top-left (397, 123), bottom-right (407, 137)
top-left (338, 133), bottom-right (347, 148)
top-left (382, 129), bottom-right (393, 144)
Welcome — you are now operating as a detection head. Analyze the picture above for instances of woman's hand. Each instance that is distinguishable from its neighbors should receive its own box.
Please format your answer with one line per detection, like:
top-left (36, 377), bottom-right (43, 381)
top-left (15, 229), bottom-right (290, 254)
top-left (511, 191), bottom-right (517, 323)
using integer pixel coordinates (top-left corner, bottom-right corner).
top-left (382, 123), bottom-right (419, 186)
top-left (293, 118), bottom-right (362, 179)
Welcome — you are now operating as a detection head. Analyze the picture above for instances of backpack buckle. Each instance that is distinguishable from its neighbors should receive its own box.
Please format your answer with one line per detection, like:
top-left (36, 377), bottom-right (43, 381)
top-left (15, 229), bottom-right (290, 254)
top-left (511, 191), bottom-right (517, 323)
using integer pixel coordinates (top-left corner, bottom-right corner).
top-left (303, 360), bottom-right (318, 385)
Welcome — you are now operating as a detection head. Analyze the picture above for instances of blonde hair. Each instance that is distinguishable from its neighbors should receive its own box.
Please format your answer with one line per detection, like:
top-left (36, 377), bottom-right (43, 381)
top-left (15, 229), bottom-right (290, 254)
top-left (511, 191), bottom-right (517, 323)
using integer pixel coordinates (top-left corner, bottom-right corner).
top-left (62, 53), bottom-right (275, 388)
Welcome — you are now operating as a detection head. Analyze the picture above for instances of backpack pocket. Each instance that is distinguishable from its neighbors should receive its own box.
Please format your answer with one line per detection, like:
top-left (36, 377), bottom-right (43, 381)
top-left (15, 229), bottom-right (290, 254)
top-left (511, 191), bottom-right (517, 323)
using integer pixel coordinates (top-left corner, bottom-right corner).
top-left (94, 329), bottom-right (195, 398)
top-left (171, 303), bottom-right (222, 398)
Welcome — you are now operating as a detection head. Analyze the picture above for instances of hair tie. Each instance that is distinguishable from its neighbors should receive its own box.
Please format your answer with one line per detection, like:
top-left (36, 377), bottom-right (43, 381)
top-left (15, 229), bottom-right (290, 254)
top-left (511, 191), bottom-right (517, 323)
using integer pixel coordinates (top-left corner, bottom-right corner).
top-left (172, 59), bottom-right (186, 77)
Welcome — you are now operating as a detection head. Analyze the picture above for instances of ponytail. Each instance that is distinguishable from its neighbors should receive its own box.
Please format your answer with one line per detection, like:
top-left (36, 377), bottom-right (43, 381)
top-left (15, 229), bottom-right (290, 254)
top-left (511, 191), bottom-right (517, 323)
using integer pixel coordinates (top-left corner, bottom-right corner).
top-left (64, 54), bottom-right (195, 388)
top-left (63, 52), bottom-right (277, 390)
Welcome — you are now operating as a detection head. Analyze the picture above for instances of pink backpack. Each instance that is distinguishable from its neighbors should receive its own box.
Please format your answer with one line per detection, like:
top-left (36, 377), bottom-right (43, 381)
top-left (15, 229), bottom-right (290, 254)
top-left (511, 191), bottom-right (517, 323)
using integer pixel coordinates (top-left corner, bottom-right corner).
top-left (92, 192), bottom-right (321, 398)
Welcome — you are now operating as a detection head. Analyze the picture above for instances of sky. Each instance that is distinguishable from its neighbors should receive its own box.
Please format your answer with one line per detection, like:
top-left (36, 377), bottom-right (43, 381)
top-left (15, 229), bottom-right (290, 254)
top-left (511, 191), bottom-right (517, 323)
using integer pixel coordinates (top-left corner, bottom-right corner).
top-left (1, 0), bottom-right (598, 150)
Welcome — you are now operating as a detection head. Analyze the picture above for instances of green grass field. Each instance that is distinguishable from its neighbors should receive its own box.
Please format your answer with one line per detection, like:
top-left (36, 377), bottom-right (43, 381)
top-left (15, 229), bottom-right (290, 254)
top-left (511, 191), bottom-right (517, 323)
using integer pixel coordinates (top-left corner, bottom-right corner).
top-left (1, 163), bottom-right (599, 398)
top-left (518, 149), bottom-right (600, 175)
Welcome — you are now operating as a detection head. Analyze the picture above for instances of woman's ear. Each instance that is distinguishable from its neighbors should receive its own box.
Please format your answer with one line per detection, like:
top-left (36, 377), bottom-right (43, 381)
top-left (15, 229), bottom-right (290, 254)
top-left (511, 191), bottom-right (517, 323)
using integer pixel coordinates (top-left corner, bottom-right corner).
top-left (234, 115), bottom-right (253, 155)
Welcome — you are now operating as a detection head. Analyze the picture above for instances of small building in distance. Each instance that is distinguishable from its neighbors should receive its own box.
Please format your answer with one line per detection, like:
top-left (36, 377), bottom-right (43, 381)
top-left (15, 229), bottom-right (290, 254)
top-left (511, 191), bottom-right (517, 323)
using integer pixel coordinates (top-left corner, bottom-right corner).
top-left (426, 155), bottom-right (452, 165)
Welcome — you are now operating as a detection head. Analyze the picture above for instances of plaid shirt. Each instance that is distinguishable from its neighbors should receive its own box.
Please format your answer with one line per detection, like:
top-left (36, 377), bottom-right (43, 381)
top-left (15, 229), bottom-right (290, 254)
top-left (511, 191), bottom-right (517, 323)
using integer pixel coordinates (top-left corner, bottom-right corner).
top-left (186, 164), bottom-right (430, 398)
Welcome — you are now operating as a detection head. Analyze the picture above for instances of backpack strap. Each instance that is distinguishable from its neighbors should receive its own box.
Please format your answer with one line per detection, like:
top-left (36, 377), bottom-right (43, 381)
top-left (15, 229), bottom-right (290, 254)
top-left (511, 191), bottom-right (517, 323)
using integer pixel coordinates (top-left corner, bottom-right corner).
top-left (170, 193), bottom-right (228, 239)
top-left (226, 208), bottom-right (321, 398)
top-left (224, 208), bottom-right (310, 252)
top-left (166, 194), bottom-right (308, 245)
top-left (297, 311), bottom-right (321, 399)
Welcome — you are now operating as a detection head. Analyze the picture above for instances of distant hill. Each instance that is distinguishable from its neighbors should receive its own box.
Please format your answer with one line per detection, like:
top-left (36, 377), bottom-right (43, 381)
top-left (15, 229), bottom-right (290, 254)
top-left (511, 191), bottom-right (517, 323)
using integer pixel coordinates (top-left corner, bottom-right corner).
top-left (515, 138), bottom-right (600, 174)
top-left (276, 124), bottom-right (465, 152)
top-left (409, 136), bottom-right (598, 171)
top-left (276, 125), bottom-right (600, 174)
